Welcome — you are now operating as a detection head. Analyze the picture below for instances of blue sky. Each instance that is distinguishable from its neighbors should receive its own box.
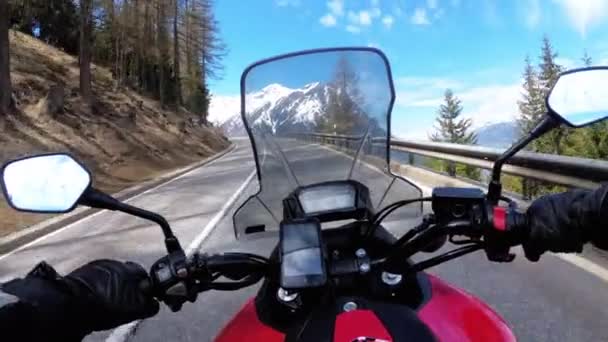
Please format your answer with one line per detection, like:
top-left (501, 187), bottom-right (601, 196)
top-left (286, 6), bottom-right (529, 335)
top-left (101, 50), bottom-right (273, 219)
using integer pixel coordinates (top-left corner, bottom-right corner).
top-left (209, 0), bottom-right (608, 140)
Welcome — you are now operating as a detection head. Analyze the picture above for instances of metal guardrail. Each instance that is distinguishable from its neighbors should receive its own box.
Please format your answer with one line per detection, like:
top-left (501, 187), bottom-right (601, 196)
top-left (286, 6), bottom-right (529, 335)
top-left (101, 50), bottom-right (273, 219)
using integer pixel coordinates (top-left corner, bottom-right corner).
top-left (303, 132), bottom-right (608, 190)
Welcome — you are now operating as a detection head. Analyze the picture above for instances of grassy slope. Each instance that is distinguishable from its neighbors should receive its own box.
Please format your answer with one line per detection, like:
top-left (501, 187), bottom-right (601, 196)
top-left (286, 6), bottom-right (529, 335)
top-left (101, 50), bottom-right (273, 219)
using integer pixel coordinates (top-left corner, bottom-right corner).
top-left (0, 31), bottom-right (230, 236)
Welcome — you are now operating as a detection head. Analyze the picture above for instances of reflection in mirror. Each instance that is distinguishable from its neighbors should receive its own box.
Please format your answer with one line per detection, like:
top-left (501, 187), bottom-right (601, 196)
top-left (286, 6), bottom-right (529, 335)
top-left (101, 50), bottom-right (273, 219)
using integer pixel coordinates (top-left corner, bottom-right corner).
top-left (548, 68), bottom-right (608, 127)
top-left (2, 154), bottom-right (91, 212)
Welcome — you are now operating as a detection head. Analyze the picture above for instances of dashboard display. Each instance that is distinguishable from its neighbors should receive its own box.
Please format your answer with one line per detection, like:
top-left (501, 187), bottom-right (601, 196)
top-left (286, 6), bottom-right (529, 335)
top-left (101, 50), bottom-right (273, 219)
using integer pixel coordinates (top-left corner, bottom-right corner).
top-left (298, 183), bottom-right (356, 214)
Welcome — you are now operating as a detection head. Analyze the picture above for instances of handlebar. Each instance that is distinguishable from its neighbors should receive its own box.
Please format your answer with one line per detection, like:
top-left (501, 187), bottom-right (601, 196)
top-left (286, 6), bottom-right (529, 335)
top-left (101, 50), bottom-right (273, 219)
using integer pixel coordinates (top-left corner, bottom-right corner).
top-left (147, 192), bottom-right (531, 311)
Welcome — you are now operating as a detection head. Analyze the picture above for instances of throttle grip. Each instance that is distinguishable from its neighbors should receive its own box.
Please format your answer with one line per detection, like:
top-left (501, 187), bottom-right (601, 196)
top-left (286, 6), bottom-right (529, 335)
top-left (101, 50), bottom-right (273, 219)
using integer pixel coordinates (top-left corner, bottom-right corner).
top-left (485, 205), bottom-right (528, 262)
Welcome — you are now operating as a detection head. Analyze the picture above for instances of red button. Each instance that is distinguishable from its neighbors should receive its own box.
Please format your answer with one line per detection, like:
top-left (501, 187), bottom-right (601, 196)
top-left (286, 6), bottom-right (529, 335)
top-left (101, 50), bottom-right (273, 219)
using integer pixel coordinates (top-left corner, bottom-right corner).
top-left (493, 207), bottom-right (506, 231)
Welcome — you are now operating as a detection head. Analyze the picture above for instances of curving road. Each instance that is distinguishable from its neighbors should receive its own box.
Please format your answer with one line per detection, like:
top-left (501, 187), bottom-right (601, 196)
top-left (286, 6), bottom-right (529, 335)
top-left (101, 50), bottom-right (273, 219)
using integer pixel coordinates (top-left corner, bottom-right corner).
top-left (1, 139), bottom-right (608, 341)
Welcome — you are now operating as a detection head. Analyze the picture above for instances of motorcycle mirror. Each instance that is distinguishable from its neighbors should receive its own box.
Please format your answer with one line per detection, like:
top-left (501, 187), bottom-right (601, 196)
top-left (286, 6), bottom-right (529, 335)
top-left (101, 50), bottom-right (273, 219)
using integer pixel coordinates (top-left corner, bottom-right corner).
top-left (1, 153), bottom-right (91, 213)
top-left (547, 66), bottom-right (608, 127)
top-left (1, 153), bottom-right (184, 254)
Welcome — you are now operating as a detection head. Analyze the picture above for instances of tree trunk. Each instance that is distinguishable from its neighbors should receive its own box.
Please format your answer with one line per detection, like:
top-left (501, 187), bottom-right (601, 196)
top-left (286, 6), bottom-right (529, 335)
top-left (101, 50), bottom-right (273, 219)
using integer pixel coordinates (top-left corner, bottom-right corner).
top-left (185, 0), bottom-right (192, 77)
top-left (173, 0), bottom-right (182, 106)
top-left (0, 0), bottom-right (12, 114)
top-left (134, 0), bottom-right (141, 90)
top-left (108, 0), bottom-right (117, 78)
top-left (142, 0), bottom-right (150, 92)
top-left (79, 0), bottom-right (93, 103)
top-left (157, 0), bottom-right (166, 107)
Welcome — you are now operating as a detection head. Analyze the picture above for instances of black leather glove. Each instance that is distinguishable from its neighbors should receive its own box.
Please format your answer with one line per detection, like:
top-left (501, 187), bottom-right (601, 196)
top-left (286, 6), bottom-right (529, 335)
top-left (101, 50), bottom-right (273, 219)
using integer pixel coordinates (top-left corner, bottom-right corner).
top-left (3, 259), bottom-right (159, 340)
top-left (64, 259), bottom-right (160, 331)
top-left (522, 185), bottom-right (608, 261)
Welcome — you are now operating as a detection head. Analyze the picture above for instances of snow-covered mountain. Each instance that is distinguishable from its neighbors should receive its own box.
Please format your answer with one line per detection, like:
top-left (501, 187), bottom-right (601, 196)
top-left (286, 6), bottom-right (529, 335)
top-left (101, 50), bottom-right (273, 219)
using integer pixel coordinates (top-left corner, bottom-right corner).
top-left (208, 95), bottom-right (241, 125)
top-left (475, 121), bottom-right (518, 148)
top-left (218, 82), bottom-right (332, 136)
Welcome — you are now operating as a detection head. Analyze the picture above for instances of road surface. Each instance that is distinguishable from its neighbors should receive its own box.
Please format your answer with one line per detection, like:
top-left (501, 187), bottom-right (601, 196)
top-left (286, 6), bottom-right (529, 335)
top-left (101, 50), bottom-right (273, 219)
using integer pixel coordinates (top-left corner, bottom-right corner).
top-left (1, 139), bottom-right (608, 341)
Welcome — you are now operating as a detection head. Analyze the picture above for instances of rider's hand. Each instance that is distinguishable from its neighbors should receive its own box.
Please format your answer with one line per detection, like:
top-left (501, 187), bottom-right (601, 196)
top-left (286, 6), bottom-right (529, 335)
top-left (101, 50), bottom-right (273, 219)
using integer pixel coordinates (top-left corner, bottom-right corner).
top-left (3, 259), bottom-right (159, 339)
top-left (64, 259), bottom-right (160, 331)
top-left (522, 186), bottom-right (608, 261)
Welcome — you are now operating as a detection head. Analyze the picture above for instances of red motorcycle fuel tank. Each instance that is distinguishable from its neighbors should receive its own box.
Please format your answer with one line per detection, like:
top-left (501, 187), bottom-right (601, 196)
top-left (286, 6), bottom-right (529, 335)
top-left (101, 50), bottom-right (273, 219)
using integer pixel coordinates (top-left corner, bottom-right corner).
top-left (215, 273), bottom-right (516, 342)
top-left (419, 275), bottom-right (516, 341)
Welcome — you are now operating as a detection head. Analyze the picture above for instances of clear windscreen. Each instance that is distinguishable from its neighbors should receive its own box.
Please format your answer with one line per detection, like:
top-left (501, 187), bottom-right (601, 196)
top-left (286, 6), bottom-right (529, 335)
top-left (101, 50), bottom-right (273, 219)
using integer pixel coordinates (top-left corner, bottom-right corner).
top-left (234, 49), bottom-right (422, 238)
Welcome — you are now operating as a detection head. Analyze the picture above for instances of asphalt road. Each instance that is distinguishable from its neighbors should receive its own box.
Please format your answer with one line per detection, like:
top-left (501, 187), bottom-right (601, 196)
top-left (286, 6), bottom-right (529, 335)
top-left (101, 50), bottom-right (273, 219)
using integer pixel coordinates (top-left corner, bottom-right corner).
top-left (2, 139), bottom-right (608, 341)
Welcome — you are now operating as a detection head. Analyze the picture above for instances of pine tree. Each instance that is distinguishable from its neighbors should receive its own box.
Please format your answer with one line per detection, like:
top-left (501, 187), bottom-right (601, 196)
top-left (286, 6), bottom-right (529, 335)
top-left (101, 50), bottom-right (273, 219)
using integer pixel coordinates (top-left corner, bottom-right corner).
top-left (79, 0), bottom-right (93, 103)
top-left (173, 0), bottom-right (182, 106)
top-left (537, 36), bottom-right (565, 154)
top-left (517, 56), bottom-right (544, 137)
top-left (430, 89), bottom-right (479, 179)
top-left (0, 0), bottom-right (11, 115)
top-left (582, 50), bottom-right (593, 67)
top-left (516, 36), bottom-right (567, 198)
top-left (9, 0), bottom-right (79, 54)
top-left (517, 56), bottom-right (543, 198)
top-left (324, 56), bottom-right (367, 135)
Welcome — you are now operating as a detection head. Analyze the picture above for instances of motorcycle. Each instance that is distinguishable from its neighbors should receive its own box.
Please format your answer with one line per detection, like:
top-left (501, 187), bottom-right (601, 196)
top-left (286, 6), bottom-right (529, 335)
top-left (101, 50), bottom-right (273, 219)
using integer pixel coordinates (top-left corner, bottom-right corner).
top-left (2, 47), bottom-right (608, 341)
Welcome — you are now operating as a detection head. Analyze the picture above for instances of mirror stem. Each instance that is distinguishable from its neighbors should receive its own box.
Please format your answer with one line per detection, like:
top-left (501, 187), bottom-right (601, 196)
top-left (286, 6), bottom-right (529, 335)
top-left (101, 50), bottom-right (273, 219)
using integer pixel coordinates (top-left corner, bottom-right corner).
top-left (487, 115), bottom-right (559, 204)
top-left (80, 188), bottom-right (183, 253)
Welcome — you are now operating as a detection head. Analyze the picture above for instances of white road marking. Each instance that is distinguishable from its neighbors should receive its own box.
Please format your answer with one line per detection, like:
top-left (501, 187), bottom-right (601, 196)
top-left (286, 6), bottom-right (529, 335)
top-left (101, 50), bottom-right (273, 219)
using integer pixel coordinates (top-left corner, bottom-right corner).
top-left (0, 148), bottom-right (232, 263)
top-left (105, 167), bottom-right (257, 342)
top-left (185, 169), bottom-right (256, 255)
top-left (555, 253), bottom-right (608, 283)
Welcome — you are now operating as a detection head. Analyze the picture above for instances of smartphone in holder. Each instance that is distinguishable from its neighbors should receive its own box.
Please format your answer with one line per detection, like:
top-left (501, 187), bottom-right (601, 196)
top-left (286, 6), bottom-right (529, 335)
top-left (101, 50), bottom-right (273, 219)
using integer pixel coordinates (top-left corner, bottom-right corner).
top-left (279, 218), bottom-right (327, 290)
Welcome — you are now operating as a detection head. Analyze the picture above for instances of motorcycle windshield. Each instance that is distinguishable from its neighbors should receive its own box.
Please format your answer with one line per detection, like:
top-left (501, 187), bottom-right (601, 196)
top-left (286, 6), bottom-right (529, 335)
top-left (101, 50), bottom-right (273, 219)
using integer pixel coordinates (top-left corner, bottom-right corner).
top-left (234, 48), bottom-right (422, 239)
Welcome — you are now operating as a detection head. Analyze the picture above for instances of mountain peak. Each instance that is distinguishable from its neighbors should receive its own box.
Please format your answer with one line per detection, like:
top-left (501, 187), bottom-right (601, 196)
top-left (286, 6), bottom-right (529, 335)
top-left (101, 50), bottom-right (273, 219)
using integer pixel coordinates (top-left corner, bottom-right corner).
top-left (220, 82), bottom-right (333, 136)
top-left (302, 82), bottom-right (321, 92)
top-left (260, 83), bottom-right (294, 97)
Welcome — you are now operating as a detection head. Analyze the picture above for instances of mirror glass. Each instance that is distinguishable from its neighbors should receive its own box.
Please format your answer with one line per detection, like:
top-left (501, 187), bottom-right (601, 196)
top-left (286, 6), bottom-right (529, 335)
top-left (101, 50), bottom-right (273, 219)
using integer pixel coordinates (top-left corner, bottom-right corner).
top-left (548, 68), bottom-right (608, 127)
top-left (1, 154), bottom-right (91, 212)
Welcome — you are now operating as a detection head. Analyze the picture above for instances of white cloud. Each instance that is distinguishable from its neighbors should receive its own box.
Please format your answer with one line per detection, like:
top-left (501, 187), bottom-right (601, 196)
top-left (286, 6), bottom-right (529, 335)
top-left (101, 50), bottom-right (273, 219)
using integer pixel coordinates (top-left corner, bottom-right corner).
top-left (397, 76), bottom-right (463, 89)
top-left (396, 77), bottom-right (463, 108)
top-left (554, 0), bottom-right (608, 38)
top-left (328, 0), bottom-right (344, 16)
top-left (524, 0), bottom-right (541, 29)
top-left (395, 76), bottom-right (522, 127)
top-left (346, 25), bottom-right (362, 33)
top-left (276, 0), bottom-right (300, 7)
top-left (209, 95), bottom-right (240, 125)
top-left (427, 0), bottom-right (438, 9)
top-left (320, 14), bottom-right (337, 27)
top-left (459, 84), bottom-right (521, 126)
top-left (382, 15), bottom-right (394, 29)
top-left (359, 11), bottom-right (372, 25)
top-left (348, 10), bottom-right (373, 26)
top-left (411, 8), bottom-right (430, 25)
